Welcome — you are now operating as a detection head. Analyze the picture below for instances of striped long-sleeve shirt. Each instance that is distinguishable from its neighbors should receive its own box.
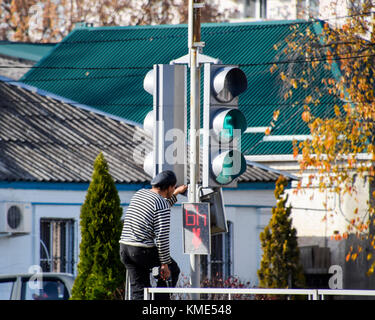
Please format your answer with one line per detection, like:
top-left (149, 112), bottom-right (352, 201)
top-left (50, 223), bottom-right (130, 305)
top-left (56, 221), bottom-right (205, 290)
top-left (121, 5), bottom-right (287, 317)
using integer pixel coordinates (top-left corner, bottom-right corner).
top-left (119, 189), bottom-right (177, 264)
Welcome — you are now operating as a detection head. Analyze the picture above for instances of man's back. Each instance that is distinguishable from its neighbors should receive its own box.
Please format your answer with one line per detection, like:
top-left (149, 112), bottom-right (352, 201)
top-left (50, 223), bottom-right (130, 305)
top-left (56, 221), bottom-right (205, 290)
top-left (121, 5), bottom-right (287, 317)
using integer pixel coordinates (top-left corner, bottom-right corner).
top-left (120, 189), bottom-right (176, 264)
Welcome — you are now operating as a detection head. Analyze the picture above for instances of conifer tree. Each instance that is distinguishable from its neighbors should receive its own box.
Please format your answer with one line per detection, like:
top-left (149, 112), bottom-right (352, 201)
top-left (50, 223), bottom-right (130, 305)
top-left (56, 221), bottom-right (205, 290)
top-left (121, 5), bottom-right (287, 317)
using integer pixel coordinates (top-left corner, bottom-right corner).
top-left (70, 152), bottom-right (125, 300)
top-left (257, 175), bottom-right (305, 289)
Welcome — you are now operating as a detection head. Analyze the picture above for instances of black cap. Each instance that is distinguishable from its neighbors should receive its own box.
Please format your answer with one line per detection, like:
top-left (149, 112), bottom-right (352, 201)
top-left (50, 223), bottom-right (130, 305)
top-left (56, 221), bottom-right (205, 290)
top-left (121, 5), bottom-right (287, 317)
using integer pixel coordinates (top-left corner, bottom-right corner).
top-left (151, 170), bottom-right (177, 188)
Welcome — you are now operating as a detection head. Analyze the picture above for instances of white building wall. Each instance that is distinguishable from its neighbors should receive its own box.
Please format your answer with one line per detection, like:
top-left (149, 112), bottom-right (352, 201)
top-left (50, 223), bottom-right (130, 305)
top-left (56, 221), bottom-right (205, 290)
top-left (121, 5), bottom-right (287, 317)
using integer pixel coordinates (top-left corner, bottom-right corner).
top-left (230, 0), bottom-right (352, 21)
top-left (268, 0), bottom-right (296, 20)
top-left (319, 0), bottom-right (348, 22)
top-left (0, 187), bottom-right (135, 275)
top-left (288, 173), bottom-right (370, 238)
top-left (246, 156), bottom-right (370, 237)
top-left (247, 156), bottom-right (373, 283)
top-left (230, 206), bottom-right (260, 285)
top-left (221, 189), bottom-right (275, 284)
top-left (0, 185), bottom-right (277, 288)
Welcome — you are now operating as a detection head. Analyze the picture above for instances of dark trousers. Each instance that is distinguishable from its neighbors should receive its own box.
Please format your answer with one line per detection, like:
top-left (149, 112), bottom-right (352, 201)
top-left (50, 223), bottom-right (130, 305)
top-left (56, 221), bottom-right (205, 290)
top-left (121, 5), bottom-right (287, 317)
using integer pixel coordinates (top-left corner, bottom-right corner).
top-left (119, 243), bottom-right (180, 300)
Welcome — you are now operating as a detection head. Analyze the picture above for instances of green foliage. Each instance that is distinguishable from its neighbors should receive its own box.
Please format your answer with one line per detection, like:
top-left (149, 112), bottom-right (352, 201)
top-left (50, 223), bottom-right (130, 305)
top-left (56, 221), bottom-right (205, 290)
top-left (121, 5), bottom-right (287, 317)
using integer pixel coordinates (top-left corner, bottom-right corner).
top-left (257, 175), bottom-right (305, 290)
top-left (70, 152), bottom-right (125, 300)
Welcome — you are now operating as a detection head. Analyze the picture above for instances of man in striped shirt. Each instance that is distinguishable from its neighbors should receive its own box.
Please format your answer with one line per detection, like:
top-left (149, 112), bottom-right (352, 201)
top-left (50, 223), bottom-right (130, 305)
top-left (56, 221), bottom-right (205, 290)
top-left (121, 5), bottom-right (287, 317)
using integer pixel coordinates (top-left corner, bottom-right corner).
top-left (119, 170), bottom-right (187, 300)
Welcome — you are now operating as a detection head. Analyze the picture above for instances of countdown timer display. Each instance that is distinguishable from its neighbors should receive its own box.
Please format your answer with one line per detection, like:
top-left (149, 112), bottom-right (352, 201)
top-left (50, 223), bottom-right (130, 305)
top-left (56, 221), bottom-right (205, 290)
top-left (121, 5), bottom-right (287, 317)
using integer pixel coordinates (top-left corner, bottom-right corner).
top-left (182, 202), bottom-right (211, 255)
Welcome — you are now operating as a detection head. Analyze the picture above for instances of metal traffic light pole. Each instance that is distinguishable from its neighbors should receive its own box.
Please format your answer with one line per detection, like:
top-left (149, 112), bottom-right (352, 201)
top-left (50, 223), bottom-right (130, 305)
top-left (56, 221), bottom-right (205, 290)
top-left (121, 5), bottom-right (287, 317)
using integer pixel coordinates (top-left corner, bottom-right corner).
top-left (188, 0), bottom-right (203, 299)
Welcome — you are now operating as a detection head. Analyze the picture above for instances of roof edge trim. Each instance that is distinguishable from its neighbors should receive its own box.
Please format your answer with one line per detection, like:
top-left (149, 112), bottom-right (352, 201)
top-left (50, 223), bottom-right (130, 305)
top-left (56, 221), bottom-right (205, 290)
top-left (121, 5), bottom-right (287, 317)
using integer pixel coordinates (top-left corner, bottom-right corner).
top-left (0, 181), bottom-right (146, 191)
top-left (246, 159), bottom-right (299, 180)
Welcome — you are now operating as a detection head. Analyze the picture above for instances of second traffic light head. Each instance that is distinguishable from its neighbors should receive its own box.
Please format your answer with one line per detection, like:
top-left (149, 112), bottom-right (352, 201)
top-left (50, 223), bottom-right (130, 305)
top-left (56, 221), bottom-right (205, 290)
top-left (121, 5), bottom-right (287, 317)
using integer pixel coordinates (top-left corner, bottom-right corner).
top-left (141, 64), bottom-right (187, 186)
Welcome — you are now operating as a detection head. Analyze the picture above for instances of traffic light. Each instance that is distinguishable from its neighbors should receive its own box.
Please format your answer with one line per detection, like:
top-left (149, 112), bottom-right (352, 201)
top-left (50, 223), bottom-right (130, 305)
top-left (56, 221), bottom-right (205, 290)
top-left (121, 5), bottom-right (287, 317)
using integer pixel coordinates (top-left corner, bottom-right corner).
top-left (202, 64), bottom-right (248, 188)
top-left (143, 64), bottom-right (187, 186)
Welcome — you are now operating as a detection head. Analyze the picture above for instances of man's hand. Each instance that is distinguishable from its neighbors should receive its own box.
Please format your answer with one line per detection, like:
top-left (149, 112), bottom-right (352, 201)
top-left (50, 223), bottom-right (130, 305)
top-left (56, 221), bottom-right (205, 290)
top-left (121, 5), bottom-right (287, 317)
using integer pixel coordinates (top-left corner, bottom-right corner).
top-left (160, 263), bottom-right (170, 280)
top-left (174, 184), bottom-right (188, 196)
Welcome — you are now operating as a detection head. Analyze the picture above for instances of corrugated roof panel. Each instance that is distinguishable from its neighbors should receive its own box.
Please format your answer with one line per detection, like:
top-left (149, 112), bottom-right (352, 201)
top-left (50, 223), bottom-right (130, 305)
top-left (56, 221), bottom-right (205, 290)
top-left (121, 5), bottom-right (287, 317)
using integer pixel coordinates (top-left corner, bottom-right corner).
top-left (0, 80), bottom-right (150, 183)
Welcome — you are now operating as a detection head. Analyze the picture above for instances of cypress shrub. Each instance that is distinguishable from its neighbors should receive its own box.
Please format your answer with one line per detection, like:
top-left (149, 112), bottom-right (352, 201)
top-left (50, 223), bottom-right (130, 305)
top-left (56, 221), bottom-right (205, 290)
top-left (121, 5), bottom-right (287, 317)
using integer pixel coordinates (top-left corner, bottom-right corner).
top-left (257, 175), bottom-right (305, 290)
top-left (70, 152), bottom-right (125, 299)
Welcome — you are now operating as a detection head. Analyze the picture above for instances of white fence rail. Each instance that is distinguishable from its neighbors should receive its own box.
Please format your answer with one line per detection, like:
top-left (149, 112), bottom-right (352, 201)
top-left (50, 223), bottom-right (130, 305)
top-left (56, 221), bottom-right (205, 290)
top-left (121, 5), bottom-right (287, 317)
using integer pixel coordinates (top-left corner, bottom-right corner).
top-left (144, 287), bottom-right (318, 300)
top-left (318, 289), bottom-right (375, 300)
top-left (143, 287), bottom-right (375, 300)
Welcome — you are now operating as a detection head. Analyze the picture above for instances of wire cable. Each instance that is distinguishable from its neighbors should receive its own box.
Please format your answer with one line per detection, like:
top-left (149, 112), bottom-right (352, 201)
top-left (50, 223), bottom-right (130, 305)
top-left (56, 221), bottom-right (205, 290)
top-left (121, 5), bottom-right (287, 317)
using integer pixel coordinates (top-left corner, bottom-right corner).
top-left (1, 47), bottom-right (375, 71)
top-left (0, 50), bottom-right (372, 79)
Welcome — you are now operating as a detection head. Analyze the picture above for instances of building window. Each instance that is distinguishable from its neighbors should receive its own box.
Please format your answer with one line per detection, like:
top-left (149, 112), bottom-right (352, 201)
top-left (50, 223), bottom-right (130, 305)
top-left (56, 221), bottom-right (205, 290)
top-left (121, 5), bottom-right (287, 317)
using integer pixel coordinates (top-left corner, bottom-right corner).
top-left (244, 0), bottom-right (267, 19)
top-left (260, 0), bottom-right (267, 18)
top-left (40, 219), bottom-right (75, 274)
top-left (201, 221), bottom-right (233, 280)
top-left (245, 0), bottom-right (257, 18)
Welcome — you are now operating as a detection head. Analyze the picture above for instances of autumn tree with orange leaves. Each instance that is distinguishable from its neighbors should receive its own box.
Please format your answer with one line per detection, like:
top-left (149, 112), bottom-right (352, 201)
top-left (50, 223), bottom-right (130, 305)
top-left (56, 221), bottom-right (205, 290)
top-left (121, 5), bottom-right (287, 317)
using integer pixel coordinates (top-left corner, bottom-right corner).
top-left (270, 0), bottom-right (375, 275)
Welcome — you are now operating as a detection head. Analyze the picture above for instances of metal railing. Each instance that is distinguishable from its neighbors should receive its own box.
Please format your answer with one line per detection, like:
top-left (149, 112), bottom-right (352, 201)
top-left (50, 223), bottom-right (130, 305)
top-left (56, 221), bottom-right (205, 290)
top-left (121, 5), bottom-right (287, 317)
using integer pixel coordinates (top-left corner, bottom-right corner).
top-left (318, 289), bottom-right (375, 300)
top-left (144, 287), bottom-right (319, 300)
top-left (143, 287), bottom-right (375, 300)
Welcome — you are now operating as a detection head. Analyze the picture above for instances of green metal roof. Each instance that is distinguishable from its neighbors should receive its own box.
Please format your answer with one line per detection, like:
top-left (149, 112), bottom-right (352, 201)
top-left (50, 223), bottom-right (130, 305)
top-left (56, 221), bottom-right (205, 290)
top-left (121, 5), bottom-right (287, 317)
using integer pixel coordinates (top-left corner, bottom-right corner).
top-left (0, 41), bottom-right (56, 62)
top-left (20, 21), bottom-right (341, 156)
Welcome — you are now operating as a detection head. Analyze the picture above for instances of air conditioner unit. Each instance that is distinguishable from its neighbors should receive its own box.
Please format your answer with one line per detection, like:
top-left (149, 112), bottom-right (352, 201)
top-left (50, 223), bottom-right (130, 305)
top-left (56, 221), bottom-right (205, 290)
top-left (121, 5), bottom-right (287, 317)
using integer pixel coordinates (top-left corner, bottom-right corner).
top-left (0, 202), bottom-right (32, 234)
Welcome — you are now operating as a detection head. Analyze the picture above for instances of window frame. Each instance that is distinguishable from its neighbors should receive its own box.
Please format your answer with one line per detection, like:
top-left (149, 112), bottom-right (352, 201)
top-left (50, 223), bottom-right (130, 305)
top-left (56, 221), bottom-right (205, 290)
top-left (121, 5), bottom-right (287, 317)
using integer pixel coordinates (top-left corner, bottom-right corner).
top-left (40, 218), bottom-right (75, 274)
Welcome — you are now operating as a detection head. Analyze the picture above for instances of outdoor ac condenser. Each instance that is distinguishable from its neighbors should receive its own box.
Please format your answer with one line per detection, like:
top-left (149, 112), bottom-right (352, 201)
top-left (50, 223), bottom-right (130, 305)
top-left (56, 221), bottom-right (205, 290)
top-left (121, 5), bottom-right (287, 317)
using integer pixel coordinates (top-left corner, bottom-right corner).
top-left (0, 202), bottom-right (32, 234)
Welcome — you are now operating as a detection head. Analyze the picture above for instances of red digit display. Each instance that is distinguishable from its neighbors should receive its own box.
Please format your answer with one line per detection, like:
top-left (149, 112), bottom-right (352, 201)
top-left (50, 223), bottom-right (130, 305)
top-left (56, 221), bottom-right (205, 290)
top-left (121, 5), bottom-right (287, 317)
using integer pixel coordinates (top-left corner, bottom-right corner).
top-left (185, 209), bottom-right (196, 226)
top-left (184, 205), bottom-right (208, 227)
top-left (183, 203), bottom-right (210, 255)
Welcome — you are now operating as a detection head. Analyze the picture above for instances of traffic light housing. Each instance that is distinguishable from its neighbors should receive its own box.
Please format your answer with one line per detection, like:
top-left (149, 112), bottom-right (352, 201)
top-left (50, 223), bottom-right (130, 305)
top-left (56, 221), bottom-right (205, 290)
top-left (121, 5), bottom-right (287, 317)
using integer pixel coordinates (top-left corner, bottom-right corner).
top-left (143, 64), bottom-right (187, 186)
top-left (203, 64), bottom-right (248, 188)
top-left (199, 187), bottom-right (228, 235)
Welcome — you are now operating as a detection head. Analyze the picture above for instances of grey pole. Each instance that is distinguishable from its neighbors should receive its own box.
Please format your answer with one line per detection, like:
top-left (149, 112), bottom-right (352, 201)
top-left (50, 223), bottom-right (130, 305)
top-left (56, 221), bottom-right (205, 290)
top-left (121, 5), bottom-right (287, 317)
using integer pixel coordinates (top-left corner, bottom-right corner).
top-left (188, 0), bottom-right (202, 300)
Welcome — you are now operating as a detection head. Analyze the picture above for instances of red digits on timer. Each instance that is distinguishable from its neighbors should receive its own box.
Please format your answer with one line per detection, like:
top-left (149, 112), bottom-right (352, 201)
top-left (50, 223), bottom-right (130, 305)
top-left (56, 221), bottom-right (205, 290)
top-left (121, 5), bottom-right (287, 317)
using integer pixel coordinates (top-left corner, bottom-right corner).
top-left (185, 206), bottom-right (207, 227)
